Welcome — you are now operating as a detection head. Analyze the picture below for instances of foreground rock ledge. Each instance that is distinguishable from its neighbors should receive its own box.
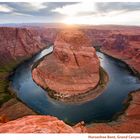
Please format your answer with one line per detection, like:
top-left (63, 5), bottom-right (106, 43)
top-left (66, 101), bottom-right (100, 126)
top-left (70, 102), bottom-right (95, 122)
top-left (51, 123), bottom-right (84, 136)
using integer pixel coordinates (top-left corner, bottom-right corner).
top-left (32, 29), bottom-right (100, 99)
top-left (0, 115), bottom-right (86, 133)
top-left (0, 91), bottom-right (139, 133)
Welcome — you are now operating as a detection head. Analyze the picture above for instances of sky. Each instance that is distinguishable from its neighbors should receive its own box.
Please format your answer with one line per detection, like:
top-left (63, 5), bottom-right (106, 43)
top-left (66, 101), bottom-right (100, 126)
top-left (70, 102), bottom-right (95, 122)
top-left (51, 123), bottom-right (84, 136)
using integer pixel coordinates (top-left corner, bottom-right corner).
top-left (0, 2), bottom-right (140, 25)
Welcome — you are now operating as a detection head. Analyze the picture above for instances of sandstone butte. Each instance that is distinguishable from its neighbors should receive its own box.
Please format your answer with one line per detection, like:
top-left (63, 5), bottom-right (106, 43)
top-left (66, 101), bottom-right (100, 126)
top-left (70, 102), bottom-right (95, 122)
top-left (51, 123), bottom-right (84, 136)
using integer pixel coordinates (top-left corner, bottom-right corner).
top-left (32, 30), bottom-right (100, 99)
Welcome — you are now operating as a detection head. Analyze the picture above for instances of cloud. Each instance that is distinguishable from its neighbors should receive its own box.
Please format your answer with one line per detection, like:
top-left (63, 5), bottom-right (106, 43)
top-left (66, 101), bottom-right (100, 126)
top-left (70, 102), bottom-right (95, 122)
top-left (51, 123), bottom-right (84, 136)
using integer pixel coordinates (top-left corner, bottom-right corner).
top-left (63, 10), bottom-right (140, 26)
top-left (0, 2), bottom-right (77, 16)
top-left (0, 2), bottom-right (77, 23)
top-left (52, 2), bottom-right (96, 16)
top-left (0, 2), bottom-right (139, 25)
top-left (0, 4), bottom-right (13, 13)
top-left (56, 2), bottom-right (140, 26)
top-left (53, 2), bottom-right (140, 17)
top-left (96, 2), bottom-right (140, 13)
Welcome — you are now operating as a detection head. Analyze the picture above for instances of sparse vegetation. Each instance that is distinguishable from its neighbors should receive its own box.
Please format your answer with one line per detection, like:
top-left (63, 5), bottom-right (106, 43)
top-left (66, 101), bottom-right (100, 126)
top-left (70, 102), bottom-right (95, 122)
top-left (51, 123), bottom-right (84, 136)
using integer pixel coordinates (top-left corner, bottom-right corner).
top-left (0, 60), bottom-right (20, 106)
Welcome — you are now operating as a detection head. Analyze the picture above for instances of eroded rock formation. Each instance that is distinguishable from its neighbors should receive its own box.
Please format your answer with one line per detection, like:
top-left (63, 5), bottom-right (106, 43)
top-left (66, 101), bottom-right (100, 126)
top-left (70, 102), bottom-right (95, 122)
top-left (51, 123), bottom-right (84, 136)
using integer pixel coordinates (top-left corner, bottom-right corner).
top-left (32, 30), bottom-right (100, 99)
top-left (0, 27), bottom-right (48, 66)
top-left (0, 115), bottom-right (86, 133)
top-left (82, 26), bottom-right (140, 73)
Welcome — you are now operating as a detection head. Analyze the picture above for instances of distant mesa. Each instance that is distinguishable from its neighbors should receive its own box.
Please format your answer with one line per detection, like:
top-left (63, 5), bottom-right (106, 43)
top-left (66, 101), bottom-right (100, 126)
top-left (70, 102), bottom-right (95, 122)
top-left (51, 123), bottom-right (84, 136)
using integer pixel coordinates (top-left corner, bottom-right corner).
top-left (32, 29), bottom-right (101, 101)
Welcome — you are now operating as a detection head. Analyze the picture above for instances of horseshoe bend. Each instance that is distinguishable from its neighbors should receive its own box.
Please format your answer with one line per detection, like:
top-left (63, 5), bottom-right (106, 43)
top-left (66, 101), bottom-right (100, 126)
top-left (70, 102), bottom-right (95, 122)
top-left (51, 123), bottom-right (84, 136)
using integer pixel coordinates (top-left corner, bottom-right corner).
top-left (0, 25), bottom-right (140, 133)
top-left (32, 30), bottom-right (107, 102)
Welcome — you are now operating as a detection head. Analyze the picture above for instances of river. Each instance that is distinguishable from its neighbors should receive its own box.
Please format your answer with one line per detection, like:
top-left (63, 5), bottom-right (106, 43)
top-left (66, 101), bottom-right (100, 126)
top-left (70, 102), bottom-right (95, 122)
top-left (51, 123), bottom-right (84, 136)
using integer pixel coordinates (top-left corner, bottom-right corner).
top-left (11, 46), bottom-right (140, 125)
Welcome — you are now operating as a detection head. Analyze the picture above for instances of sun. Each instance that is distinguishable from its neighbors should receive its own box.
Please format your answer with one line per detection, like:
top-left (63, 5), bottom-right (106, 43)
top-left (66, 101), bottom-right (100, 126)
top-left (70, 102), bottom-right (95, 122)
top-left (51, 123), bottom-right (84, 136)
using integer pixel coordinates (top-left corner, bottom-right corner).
top-left (63, 16), bottom-right (86, 25)
top-left (63, 17), bottom-right (76, 25)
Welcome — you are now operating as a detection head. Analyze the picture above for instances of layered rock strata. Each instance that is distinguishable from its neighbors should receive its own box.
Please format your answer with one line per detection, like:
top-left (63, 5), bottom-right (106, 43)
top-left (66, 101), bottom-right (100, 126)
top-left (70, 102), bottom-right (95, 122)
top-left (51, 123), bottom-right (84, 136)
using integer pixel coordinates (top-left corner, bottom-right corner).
top-left (0, 27), bottom-right (48, 67)
top-left (32, 30), bottom-right (100, 99)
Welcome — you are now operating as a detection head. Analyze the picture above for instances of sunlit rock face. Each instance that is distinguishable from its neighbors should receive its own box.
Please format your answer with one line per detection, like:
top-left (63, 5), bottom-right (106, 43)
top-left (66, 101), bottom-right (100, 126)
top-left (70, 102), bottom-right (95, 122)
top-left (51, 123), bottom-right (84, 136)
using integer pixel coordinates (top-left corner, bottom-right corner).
top-left (32, 29), bottom-right (100, 98)
top-left (0, 115), bottom-right (86, 133)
